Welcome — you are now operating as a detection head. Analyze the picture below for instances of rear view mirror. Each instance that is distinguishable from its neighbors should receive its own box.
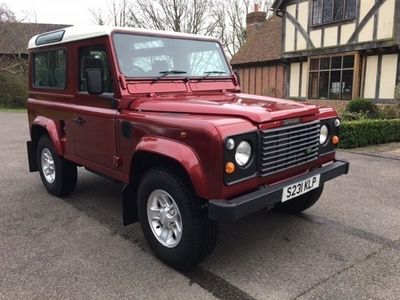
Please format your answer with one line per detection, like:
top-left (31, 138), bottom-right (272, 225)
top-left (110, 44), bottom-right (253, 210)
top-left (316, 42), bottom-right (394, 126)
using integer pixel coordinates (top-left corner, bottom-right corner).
top-left (85, 68), bottom-right (103, 95)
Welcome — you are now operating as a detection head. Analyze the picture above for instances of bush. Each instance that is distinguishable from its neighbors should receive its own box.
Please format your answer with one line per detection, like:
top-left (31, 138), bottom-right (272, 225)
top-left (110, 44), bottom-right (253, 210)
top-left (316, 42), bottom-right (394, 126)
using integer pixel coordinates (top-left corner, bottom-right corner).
top-left (339, 119), bottom-right (400, 149)
top-left (0, 72), bottom-right (28, 108)
top-left (378, 103), bottom-right (400, 119)
top-left (343, 98), bottom-right (379, 120)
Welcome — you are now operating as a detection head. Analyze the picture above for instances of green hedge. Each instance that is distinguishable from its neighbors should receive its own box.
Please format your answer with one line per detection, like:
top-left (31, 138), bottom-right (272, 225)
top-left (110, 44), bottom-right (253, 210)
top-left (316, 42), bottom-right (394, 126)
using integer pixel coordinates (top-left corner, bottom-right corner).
top-left (0, 72), bottom-right (28, 108)
top-left (339, 119), bottom-right (400, 149)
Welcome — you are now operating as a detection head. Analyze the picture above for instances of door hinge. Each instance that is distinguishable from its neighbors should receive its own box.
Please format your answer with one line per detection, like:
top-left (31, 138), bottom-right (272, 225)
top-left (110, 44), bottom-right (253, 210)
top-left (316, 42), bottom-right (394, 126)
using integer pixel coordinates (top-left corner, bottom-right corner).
top-left (113, 156), bottom-right (121, 168)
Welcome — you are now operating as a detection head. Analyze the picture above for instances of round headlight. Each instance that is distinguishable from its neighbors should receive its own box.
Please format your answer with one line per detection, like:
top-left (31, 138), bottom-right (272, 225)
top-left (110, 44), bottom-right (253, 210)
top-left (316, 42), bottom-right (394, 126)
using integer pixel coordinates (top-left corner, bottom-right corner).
top-left (235, 141), bottom-right (252, 166)
top-left (334, 118), bottom-right (341, 127)
top-left (320, 125), bottom-right (329, 145)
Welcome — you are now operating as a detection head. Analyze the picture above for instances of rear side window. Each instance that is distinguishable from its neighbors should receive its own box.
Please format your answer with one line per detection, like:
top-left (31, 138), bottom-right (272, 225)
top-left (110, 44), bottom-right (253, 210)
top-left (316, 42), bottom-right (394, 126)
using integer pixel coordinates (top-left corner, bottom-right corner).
top-left (33, 49), bottom-right (66, 89)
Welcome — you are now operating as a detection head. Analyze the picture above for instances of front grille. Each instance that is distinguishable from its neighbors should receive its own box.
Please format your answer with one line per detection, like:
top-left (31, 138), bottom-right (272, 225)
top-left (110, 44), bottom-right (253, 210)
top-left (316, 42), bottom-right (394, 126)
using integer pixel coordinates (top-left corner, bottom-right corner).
top-left (259, 121), bottom-right (320, 176)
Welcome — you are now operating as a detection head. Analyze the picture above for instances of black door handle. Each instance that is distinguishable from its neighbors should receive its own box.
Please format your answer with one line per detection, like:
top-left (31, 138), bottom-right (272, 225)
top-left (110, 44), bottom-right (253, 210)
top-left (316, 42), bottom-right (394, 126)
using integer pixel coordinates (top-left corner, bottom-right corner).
top-left (73, 117), bottom-right (86, 126)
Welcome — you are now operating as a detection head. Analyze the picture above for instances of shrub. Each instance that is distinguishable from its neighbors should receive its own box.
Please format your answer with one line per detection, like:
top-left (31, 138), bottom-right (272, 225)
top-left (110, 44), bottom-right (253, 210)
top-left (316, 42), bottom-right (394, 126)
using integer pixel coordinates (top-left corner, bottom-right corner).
top-left (339, 119), bottom-right (400, 149)
top-left (343, 98), bottom-right (379, 120)
top-left (0, 72), bottom-right (28, 108)
top-left (378, 103), bottom-right (400, 119)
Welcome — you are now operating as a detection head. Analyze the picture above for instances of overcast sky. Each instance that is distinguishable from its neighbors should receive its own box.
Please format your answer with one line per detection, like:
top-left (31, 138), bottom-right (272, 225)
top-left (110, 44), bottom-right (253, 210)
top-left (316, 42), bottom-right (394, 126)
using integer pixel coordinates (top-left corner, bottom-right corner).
top-left (3, 0), bottom-right (108, 25)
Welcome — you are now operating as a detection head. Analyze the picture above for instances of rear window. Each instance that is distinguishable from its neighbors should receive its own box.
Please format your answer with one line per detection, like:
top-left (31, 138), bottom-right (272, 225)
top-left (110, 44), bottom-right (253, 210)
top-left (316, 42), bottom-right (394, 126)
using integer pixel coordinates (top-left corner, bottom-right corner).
top-left (33, 49), bottom-right (66, 89)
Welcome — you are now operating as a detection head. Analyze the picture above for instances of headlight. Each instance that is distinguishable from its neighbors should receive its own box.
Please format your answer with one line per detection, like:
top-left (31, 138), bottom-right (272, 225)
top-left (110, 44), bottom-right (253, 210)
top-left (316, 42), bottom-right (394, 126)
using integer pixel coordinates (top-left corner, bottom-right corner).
top-left (235, 141), bottom-right (252, 166)
top-left (319, 125), bottom-right (329, 145)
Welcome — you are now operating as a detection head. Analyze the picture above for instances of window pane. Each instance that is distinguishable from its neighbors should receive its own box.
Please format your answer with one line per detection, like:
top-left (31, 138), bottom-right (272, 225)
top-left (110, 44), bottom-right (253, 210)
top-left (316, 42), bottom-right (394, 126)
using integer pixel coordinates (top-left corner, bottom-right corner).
top-left (320, 57), bottom-right (330, 70)
top-left (333, 0), bottom-right (344, 21)
top-left (309, 72), bottom-right (319, 99)
top-left (331, 56), bottom-right (342, 69)
top-left (323, 0), bottom-right (333, 23)
top-left (343, 55), bottom-right (354, 68)
top-left (80, 45), bottom-right (113, 93)
top-left (345, 0), bottom-right (356, 18)
top-left (34, 53), bottom-right (49, 87)
top-left (313, 0), bottom-right (323, 24)
top-left (341, 70), bottom-right (353, 100)
top-left (319, 71), bottom-right (330, 99)
top-left (33, 49), bottom-right (66, 89)
top-left (330, 70), bottom-right (341, 100)
top-left (310, 58), bottom-right (320, 70)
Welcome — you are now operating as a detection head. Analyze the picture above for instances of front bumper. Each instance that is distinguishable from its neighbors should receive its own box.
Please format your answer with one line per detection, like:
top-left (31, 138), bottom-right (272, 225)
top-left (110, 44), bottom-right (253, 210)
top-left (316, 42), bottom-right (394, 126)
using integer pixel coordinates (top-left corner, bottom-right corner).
top-left (208, 160), bottom-right (349, 222)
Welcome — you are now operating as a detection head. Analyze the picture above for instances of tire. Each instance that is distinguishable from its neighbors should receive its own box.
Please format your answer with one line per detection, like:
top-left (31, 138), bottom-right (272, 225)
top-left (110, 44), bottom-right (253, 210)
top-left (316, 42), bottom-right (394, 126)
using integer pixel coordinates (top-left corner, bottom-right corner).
top-left (275, 184), bottom-right (324, 214)
top-left (36, 135), bottom-right (77, 197)
top-left (137, 167), bottom-right (218, 270)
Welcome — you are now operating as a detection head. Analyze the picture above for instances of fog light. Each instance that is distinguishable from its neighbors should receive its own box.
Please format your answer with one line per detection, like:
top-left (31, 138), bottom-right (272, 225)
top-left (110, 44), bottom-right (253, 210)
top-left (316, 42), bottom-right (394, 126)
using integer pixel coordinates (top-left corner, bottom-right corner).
top-left (334, 119), bottom-right (341, 127)
top-left (332, 135), bottom-right (340, 145)
top-left (225, 162), bottom-right (235, 174)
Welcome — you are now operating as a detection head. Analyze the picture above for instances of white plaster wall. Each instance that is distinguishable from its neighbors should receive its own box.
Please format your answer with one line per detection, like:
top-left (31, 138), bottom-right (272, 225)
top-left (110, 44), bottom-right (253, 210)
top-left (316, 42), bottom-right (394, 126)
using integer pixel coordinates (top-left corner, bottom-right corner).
top-left (340, 23), bottom-right (356, 44)
top-left (301, 61), bottom-right (308, 98)
top-left (290, 62), bottom-right (301, 97)
top-left (324, 27), bottom-right (338, 47)
top-left (358, 0), bottom-right (375, 42)
top-left (379, 54), bottom-right (398, 99)
top-left (297, 1), bottom-right (309, 50)
top-left (377, 0), bottom-right (395, 40)
top-left (363, 55), bottom-right (378, 98)
top-left (310, 29), bottom-right (322, 48)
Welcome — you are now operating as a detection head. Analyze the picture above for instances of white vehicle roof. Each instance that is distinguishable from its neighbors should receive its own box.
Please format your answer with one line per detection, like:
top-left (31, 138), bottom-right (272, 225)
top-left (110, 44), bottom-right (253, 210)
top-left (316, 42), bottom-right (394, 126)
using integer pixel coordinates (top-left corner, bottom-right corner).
top-left (27, 25), bottom-right (219, 50)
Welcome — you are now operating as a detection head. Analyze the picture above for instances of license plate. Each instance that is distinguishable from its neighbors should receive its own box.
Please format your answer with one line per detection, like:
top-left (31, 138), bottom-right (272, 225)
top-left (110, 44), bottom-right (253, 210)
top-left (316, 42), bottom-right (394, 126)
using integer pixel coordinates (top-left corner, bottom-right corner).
top-left (281, 175), bottom-right (320, 202)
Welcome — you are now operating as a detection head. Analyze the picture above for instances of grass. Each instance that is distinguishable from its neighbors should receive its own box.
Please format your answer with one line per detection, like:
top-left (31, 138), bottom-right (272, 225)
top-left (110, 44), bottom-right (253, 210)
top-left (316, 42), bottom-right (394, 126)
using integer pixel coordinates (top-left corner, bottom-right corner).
top-left (0, 106), bottom-right (26, 112)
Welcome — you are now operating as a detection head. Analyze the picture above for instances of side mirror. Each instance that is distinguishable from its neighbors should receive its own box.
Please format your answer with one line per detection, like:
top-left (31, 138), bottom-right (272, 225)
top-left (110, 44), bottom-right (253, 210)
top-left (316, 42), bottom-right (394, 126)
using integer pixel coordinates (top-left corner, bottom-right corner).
top-left (85, 68), bottom-right (104, 95)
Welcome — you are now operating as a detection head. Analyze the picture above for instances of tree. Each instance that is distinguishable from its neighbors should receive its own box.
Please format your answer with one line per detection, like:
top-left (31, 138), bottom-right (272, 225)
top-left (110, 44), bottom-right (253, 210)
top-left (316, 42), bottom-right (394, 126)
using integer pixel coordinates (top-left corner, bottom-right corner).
top-left (0, 3), bottom-right (16, 22)
top-left (0, 3), bottom-right (26, 75)
top-left (90, 0), bottom-right (273, 57)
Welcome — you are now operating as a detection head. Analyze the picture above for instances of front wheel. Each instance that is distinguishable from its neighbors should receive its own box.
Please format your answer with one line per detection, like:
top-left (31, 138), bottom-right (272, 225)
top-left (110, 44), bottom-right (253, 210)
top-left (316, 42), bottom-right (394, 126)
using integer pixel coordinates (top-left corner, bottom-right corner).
top-left (36, 135), bottom-right (77, 197)
top-left (275, 184), bottom-right (324, 214)
top-left (137, 168), bottom-right (218, 270)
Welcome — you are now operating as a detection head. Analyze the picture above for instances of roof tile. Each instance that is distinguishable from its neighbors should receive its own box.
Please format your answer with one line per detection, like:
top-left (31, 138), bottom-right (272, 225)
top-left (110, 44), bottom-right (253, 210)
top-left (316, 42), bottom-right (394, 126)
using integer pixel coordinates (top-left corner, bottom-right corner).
top-left (230, 16), bottom-right (283, 66)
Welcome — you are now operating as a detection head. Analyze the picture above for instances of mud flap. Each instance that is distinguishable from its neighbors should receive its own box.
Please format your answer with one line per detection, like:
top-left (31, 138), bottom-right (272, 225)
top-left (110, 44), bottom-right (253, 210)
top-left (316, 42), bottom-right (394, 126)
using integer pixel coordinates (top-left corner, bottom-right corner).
top-left (122, 184), bottom-right (138, 225)
top-left (27, 141), bottom-right (38, 172)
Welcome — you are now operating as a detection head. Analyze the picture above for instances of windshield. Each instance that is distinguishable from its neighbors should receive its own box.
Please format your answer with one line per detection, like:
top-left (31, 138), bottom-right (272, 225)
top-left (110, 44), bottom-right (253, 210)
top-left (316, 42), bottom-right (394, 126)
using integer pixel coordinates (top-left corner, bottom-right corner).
top-left (113, 33), bottom-right (231, 78)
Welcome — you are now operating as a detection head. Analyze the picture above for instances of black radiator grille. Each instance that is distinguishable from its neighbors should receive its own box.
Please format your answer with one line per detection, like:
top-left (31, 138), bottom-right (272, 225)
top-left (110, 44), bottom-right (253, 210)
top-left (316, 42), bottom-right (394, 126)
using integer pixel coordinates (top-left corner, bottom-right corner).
top-left (260, 121), bottom-right (320, 176)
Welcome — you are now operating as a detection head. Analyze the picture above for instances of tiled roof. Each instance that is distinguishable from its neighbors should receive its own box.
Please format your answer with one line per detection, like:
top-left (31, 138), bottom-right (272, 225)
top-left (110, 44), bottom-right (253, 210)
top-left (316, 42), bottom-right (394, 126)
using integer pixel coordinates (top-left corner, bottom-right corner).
top-left (0, 22), bottom-right (70, 54)
top-left (230, 16), bottom-right (283, 66)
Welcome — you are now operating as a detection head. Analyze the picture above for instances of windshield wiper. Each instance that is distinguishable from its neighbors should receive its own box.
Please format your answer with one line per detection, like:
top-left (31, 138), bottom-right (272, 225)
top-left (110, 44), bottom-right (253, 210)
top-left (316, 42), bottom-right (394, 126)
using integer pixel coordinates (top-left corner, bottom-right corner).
top-left (201, 71), bottom-right (228, 79)
top-left (158, 70), bottom-right (187, 79)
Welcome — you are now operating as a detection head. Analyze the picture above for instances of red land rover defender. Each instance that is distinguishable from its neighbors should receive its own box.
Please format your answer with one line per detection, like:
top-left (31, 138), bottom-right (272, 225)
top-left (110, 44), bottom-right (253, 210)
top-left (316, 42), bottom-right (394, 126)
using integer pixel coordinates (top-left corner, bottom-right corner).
top-left (26, 26), bottom-right (349, 270)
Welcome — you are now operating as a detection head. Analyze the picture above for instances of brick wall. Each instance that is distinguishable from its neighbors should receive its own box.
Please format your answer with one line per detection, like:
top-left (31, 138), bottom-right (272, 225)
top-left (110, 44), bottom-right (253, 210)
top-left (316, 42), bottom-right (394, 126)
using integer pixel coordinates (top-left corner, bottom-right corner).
top-left (301, 99), bottom-right (348, 114)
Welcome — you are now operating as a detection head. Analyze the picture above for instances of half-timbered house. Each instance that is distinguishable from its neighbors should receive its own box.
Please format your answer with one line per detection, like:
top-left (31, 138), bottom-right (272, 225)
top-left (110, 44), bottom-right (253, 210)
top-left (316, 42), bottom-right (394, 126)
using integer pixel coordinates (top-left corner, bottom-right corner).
top-left (273, 0), bottom-right (400, 106)
top-left (271, 0), bottom-right (399, 108)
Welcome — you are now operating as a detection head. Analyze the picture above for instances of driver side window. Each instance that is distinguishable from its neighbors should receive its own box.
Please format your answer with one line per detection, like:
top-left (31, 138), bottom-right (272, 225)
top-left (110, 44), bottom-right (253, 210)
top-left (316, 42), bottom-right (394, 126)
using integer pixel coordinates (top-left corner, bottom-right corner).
top-left (79, 45), bottom-right (113, 93)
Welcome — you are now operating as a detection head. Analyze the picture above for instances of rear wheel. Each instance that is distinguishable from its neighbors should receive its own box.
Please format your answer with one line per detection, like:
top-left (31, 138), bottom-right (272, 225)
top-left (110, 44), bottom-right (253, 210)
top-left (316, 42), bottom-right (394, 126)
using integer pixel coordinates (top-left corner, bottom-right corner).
top-left (137, 167), bottom-right (218, 270)
top-left (36, 135), bottom-right (77, 197)
top-left (275, 185), bottom-right (324, 214)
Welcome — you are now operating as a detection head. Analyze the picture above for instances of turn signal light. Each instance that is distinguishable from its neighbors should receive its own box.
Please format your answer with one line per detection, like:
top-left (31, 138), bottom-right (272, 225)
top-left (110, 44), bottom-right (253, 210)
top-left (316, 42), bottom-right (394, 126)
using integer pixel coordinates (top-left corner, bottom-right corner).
top-left (225, 162), bottom-right (235, 174)
top-left (332, 135), bottom-right (340, 145)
